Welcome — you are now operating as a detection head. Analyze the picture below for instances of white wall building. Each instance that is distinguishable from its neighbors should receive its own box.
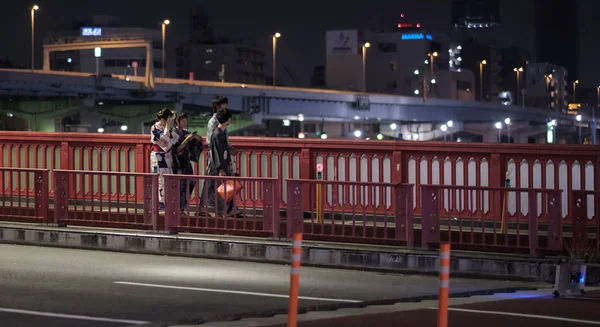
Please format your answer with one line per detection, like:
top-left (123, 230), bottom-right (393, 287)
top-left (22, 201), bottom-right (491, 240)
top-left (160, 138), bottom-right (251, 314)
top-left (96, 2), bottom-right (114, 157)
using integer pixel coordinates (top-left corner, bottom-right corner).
top-left (325, 29), bottom-right (474, 100)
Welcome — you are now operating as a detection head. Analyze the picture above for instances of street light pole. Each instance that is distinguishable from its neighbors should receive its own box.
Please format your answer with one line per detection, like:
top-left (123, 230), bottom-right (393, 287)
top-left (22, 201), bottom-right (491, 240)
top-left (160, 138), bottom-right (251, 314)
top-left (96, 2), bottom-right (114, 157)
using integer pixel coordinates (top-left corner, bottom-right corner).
top-left (479, 60), bottom-right (486, 101)
top-left (362, 42), bottom-right (370, 92)
top-left (31, 5), bottom-right (39, 70)
top-left (161, 19), bottom-right (170, 82)
top-left (272, 32), bottom-right (281, 86)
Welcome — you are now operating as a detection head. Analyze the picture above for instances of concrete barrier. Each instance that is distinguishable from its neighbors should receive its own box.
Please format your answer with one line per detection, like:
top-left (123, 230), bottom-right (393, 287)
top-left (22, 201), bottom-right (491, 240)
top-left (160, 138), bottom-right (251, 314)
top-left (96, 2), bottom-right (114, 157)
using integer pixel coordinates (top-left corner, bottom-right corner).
top-left (0, 222), bottom-right (598, 284)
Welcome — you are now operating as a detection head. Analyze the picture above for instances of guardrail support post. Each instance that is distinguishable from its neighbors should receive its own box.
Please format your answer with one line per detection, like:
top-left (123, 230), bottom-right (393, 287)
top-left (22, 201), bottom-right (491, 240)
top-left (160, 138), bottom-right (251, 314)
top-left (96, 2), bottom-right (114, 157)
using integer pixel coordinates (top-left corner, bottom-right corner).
top-left (53, 170), bottom-right (69, 225)
top-left (421, 185), bottom-right (441, 249)
top-left (34, 170), bottom-right (49, 224)
top-left (395, 184), bottom-right (414, 248)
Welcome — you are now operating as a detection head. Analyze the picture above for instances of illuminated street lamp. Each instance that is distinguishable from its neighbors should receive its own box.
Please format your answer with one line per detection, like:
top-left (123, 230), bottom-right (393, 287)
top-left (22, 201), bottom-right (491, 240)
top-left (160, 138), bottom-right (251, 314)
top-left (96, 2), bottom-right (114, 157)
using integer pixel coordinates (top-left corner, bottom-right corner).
top-left (161, 19), bottom-right (170, 82)
top-left (31, 5), bottom-right (39, 70)
top-left (94, 47), bottom-right (101, 75)
top-left (362, 42), bottom-right (370, 92)
top-left (479, 59), bottom-right (487, 101)
top-left (320, 133), bottom-right (328, 140)
top-left (273, 32), bottom-right (281, 86)
top-left (576, 114), bottom-right (582, 143)
top-left (504, 117), bottom-right (511, 143)
top-left (495, 122), bottom-right (502, 142)
top-left (440, 124), bottom-right (448, 141)
top-left (354, 130), bottom-right (362, 138)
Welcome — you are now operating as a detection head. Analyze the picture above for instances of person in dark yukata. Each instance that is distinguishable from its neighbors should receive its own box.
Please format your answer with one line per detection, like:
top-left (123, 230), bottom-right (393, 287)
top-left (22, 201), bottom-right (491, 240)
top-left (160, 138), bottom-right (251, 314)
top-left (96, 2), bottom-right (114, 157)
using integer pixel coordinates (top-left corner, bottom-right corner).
top-left (206, 108), bottom-right (242, 217)
top-left (150, 108), bottom-right (179, 208)
top-left (200, 96), bottom-right (237, 207)
top-left (173, 113), bottom-right (203, 213)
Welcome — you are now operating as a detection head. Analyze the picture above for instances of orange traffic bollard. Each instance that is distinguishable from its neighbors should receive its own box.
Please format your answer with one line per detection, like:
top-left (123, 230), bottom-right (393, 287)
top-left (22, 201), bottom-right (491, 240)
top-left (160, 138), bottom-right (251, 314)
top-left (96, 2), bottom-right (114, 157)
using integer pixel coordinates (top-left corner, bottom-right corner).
top-left (438, 243), bottom-right (450, 327)
top-left (287, 233), bottom-right (303, 327)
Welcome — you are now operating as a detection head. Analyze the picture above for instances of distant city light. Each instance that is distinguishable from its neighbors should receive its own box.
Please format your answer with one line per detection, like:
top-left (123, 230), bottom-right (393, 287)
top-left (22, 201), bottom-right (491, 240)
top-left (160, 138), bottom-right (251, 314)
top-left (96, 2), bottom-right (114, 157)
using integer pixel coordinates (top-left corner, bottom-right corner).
top-left (97, 128), bottom-right (104, 133)
top-left (282, 119), bottom-right (290, 126)
top-left (414, 89), bottom-right (420, 95)
top-left (354, 130), bottom-right (362, 138)
top-left (298, 132), bottom-right (305, 139)
top-left (390, 123), bottom-right (397, 130)
top-left (431, 79), bottom-right (436, 84)
top-left (354, 116), bottom-right (360, 120)
top-left (67, 58), bottom-right (72, 63)
top-left (414, 69), bottom-right (419, 75)
top-left (120, 125), bottom-right (128, 131)
top-left (447, 120), bottom-right (454, 128)
top-left (504, 117), bottom-right (511, 125)
top-left (298, 114), bottom-right (304, 122)
top-left (412, 134), bottom-right (419, 140)
top-left (320, 133), bottom-right (328, 139)
top-left (576, 115), bottom-right (582, 122)
top-left (377, 133), bottom-right (384, 140)
top-left (495, 122), bottom-right (502, 129)
top-left (440, 125), bottom-right (447, 132)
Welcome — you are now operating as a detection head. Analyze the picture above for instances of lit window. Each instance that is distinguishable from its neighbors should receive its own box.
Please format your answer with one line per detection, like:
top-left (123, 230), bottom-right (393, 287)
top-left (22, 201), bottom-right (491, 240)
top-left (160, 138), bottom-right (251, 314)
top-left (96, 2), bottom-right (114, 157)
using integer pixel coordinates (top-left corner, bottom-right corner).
top-left (205, 60), bottom-right (212, 64)
top-left (205, 49), bottom-right (213, 53)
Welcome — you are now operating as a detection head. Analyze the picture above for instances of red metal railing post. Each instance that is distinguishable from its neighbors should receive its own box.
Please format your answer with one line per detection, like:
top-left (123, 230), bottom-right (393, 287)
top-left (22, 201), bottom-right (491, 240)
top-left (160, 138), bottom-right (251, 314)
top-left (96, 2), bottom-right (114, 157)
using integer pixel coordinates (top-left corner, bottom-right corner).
top-left (528, 190), bottom-right (539, 255)
top-left (395, 183), bottom-right (414, 248)
top-left (421, 185), bottom-right (441, 249)
top-left (143, 174), bottom-right (159, 230)
top-left (546, 190), bottom-right (563, 252)
top-left (53, 170), bottom-right (70, 225)
top-left (262, 179), bottom-right (280, 238)
top-left (162, 174), bottom-right (180, 232)
top-left (286, 180), bottom-right (304, 238)
top-left (299, 148), bottom-right (311, 212)
top-left (34, 169), bottom-right (50, 224)
top-left (571, 190), bottom-right (588, 254)
top-left (135, 144), bottom-right (145, 203)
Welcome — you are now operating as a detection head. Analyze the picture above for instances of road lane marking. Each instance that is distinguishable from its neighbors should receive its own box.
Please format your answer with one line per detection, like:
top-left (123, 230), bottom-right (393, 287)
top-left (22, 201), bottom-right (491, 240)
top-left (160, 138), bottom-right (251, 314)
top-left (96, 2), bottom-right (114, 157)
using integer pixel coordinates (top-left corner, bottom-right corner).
top-left (428, 307), bottom-right (600, 325)
top-left (114, 281), bottom-right (362, 303)
top-left (0, 307), bottom-right (149, 324)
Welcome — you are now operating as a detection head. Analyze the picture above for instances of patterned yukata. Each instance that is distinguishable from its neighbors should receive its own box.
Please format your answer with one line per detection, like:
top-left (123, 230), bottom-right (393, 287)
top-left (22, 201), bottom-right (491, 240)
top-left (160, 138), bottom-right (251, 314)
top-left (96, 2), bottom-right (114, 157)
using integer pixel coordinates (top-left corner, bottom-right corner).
top-left (150, 122), bottom-right (180, 205)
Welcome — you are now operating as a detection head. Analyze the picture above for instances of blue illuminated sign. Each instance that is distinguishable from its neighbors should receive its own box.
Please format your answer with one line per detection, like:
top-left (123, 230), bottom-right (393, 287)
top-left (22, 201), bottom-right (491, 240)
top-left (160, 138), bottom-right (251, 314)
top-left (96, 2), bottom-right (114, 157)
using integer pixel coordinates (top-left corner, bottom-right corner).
top-left (81, 27), bottom-right (102, 36)
top-left (401, 33), bottom-right (432, 40)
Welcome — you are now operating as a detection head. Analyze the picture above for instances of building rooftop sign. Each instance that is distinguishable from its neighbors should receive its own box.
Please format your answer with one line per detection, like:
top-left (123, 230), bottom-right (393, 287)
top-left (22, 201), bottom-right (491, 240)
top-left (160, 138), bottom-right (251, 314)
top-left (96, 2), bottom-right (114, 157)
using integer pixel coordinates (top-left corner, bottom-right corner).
top-left (401, 33), bottom-right (432, 40)
top-left (81, 27), bottom-right (102, 36)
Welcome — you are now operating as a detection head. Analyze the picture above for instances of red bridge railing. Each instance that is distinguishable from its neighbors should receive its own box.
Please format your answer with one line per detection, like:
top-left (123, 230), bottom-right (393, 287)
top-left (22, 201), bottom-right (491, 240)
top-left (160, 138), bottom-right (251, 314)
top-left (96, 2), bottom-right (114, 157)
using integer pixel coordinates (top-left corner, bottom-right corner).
top-left (0, 167), bottom-right (597, 254)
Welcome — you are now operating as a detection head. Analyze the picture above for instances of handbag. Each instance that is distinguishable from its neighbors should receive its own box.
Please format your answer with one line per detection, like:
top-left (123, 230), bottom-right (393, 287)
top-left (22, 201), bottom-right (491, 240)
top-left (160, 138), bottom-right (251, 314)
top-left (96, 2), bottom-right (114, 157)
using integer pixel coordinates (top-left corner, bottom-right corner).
top-left (217, 180), bottom-right (243, 202)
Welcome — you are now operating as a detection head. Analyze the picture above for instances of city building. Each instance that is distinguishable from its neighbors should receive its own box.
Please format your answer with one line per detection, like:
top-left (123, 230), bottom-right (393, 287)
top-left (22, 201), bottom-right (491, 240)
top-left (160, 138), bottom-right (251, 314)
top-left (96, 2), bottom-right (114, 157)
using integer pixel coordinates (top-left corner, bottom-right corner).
top-left (457, 41), bottom-right (502, 102)
top-left (325, 29), bottom-right (474, 100)
top-left (176, 43), bottom-right (266, 84)
top-left (524, 63), bottom-right (569, 113)
top-left (44, 16), bottom-right (164, 77)
top-left (534, 1), bottom-right (577, 83)
top-left (451, 0), bottom-right (500, 29)
top-left (175, 9), bottom-right (266, 84)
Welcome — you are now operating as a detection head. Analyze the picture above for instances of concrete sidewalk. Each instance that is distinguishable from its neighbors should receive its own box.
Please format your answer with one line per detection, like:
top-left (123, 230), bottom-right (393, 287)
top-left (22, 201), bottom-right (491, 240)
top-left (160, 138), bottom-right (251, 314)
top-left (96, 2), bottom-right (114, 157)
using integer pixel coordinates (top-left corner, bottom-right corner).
top-left (1, 221), bottom-right (595, 284)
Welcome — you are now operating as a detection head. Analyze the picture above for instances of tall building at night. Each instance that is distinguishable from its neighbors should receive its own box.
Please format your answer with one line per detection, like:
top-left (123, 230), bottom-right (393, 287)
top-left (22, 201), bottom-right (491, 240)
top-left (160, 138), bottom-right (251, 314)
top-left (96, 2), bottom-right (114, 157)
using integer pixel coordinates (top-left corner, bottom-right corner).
top-left (451, 0), bottom-right (500, 29)
top-left (525, 63), bottom-right (569, 113)
top-left (534, 1), bottom-right (577, 82)
top-left (175, 9), bottom-right (266, 84)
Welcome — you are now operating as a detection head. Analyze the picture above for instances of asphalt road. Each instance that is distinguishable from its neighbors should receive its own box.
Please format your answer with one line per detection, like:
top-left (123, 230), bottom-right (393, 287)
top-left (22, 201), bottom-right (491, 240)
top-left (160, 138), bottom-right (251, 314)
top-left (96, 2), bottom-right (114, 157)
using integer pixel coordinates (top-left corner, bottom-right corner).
top-left (0, 244), bottom-right (537, 327)
top-left (269, 290), bottom-right (600, 327)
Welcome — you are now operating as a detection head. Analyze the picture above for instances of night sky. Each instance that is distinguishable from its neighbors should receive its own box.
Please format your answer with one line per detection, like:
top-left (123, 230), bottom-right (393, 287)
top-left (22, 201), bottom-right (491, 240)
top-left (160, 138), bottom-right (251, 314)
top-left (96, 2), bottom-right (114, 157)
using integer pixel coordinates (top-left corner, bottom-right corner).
top-left (0, 0), bottom-right (587, 87)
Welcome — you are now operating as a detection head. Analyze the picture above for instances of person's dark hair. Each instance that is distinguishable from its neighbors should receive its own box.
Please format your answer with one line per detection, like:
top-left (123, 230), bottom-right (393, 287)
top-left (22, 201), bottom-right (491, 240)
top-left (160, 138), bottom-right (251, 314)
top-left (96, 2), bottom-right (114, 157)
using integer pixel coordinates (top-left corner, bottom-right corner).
top-left (176, 112), bottom-right (188, 125)
top-left (216, 108), bottom-right (232, 124)
top-left (212, 96), bottom-right (228, 112)
top-left (157, 108), bottom-right (173, 121)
